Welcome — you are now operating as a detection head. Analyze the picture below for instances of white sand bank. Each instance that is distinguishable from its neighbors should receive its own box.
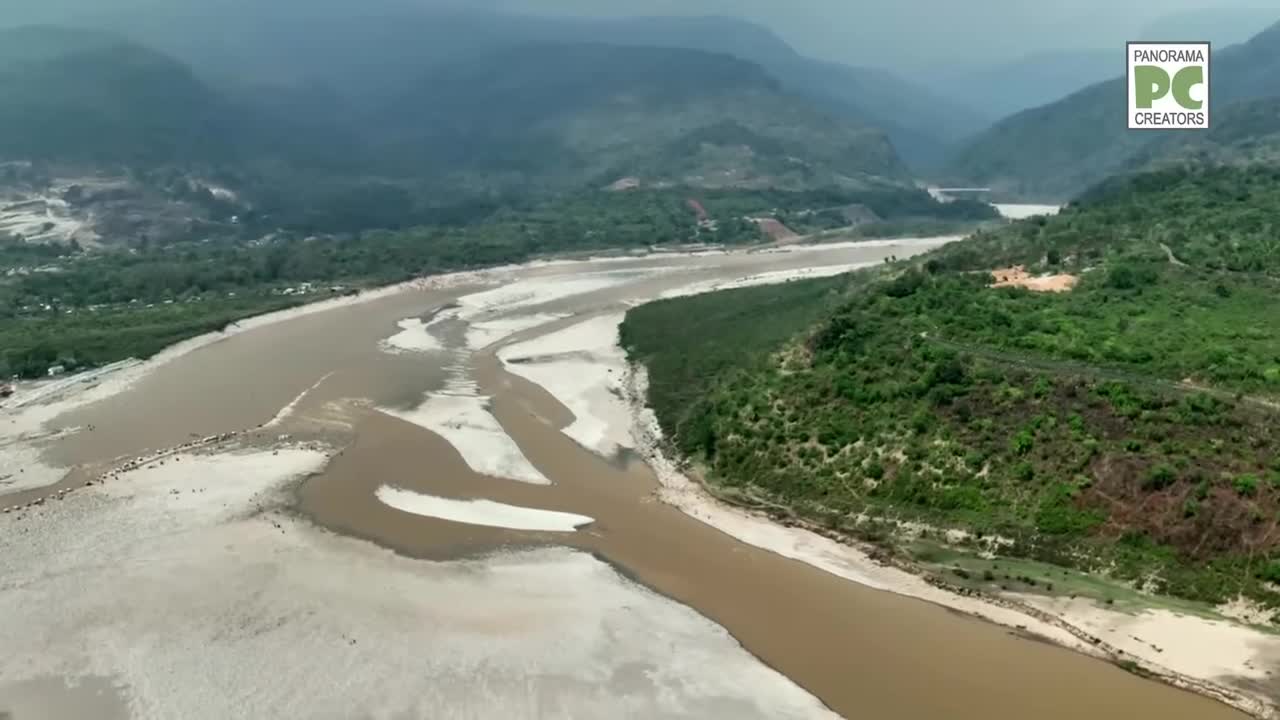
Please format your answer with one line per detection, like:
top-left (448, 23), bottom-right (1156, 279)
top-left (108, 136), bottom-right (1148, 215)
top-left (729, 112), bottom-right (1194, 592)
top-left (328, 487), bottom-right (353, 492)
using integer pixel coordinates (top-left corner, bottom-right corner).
top-left (662, 262), bottom-right (877, 299)
top-left (392, 268), bottom-right (664, 480)
top-left (456, 273), bottom-right (635, 322)
top-left (376, 485), bottom-right (594, 532)
top-left (715, 263), bottom-right (875, 290)
top-left (466, 313), bottom-right (567, 351)
top-left (383, 304), bottom-right (551, 484)
top-left (380, 317), bottom-right (445, 354)
top-left (381, 395), bottom-right (549, 485)
top-left (751, 235), bottom-right (962, 255)
top-left (380, 299), bottom-right (565, 485)
top-left (97, 446), bottom-right (331, 523)
top-left (0, 440), bottom-right (69, 494)
top-left (526, 251), bottom-right (717, 268)
top-left (498, 313), bottom-right (633, 457)
top-left (1017, 594), bottom-right (1280, 683)
top-left (0, 444), bottom-right (836, 719)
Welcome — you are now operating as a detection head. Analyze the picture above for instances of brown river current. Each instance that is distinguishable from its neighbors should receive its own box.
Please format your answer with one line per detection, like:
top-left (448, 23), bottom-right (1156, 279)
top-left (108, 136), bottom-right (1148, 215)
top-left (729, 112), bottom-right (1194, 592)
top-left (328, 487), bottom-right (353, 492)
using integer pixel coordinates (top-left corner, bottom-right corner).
top-left (0, 240), bottom-right (1249, 719)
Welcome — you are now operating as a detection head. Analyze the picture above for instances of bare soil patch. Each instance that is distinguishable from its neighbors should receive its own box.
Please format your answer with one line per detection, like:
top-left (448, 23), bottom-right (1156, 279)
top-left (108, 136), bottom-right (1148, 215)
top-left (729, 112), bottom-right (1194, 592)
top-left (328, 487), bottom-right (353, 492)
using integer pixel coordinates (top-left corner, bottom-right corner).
top-left (753, 218), bottom-right (800, 243)
top-left (991, 265), bottom-right (1080, 293)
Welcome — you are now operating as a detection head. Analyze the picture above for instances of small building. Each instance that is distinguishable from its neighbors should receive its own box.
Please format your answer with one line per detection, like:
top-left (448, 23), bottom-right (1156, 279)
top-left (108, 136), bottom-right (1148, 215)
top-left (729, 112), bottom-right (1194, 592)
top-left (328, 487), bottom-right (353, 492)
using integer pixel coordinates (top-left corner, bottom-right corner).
top-left (47, 365), bottom-right (66, 377)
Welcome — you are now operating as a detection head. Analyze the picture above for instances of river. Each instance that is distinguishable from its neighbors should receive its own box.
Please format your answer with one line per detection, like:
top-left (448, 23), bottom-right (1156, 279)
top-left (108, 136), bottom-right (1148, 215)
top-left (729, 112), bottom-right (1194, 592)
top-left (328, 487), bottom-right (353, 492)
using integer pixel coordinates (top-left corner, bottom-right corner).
top-left (0, 236), bottom-right (1252, 719)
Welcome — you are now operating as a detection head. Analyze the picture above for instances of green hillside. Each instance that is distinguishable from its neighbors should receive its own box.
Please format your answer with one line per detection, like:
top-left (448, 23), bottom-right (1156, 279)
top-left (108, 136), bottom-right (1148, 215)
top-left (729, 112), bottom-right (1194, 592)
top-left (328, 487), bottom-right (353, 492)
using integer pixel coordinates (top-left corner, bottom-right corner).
top-left (93, 6), bottom-right (985, 172)
top-left (362, 43), bottom-right (909, 191)
top-left (624, 165), bottom-right (1280, 608)
top-left (946, 20), bottom-right (1280, 200)
top-left (0, 26), bottom-right (232, 165)
top-left (590, 18), bottom-right (990, 167)
top-left (0, 28), bottom-right (911, 236)
top-left (1132, 95), bottom-right (1280, 170)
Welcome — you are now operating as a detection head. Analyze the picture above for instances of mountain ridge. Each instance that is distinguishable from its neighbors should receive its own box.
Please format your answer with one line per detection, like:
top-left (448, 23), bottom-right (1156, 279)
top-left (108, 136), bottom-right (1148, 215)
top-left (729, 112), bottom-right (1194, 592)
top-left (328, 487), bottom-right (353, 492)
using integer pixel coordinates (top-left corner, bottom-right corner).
top-left (71, 5), bottom-right (986, 172)
top-left (0, 26), bottom-right (913, 241)
top-left (0, 26), bottom-right (234, 165)
top-left (946, 18), bottom-right (1280, 199)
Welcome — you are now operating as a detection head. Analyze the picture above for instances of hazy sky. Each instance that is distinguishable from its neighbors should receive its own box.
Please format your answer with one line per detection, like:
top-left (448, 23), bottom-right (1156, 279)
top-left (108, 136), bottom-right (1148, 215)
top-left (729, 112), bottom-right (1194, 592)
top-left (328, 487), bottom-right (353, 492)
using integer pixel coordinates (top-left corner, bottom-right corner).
top-left (14, 0), bottom-right (1277, 69)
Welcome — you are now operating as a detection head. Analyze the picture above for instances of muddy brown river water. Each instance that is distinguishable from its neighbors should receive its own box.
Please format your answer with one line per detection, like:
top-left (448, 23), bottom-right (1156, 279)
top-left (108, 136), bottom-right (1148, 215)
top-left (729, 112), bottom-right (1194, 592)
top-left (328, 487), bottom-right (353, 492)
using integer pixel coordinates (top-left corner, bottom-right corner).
top-left (1, 240), bottom-right (1249, 719)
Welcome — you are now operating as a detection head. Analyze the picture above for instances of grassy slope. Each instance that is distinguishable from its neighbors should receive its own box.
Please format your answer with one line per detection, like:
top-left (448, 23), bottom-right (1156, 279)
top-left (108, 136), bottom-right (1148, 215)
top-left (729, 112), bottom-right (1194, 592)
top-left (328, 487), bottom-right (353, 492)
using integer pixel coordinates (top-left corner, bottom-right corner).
top-left (622, 165), bottom-right (1280, 609)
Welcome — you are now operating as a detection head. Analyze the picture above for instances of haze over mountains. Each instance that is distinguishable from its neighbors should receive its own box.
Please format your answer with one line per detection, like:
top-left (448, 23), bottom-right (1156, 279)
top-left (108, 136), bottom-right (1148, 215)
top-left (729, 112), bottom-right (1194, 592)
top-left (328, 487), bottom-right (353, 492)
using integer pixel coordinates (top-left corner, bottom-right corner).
top-left (3, 7), bottom-right (978, 173)
top-left (908, 6), bottom-right (1276, 120)
top-left (14, 0), bottom-right (1257, 65)
top-left (60, 3), bottom-right (987, 169)
top-left (946, 18), bottom-right (1280, 199)
top-left (0, 20), bottom-right (915, 242)
top-left (1132, 95), bottom-right (1280, 170)
top-left (0, 0), bottom-right (1278, 235)
top-left (0, 27), bottom-right (233, 166)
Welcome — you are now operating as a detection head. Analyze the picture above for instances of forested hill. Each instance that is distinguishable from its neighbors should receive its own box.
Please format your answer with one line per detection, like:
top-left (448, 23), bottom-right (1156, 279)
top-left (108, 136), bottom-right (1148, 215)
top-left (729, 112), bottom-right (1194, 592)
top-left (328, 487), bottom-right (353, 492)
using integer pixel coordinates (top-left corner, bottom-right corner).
top-left (0, 26), bottom-right (911, 239)
top-left (1129, 95), bottom-right (1280, 171)
top-left (935, 165), bottom-right (1280, 276)
top-left (589, 17), bottom-right (989, 168)
top-left (87, 5), bottom-right (985, 172)
top-left (945, 18), bottom-right (1280, 200)
top-left (0, 26), bottom-right (233, 165)
top-left (623, 164), bottom-right (1280, 609)
top-left (370, 43), bottom-right (909, 190)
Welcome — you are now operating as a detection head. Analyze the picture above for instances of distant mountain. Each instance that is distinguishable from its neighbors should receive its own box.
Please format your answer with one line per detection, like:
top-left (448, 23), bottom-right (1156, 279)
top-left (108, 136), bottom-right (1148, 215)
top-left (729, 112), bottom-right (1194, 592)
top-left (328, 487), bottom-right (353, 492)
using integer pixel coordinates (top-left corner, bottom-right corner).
top-left (914, 8), bottom-right (1274, 122)
top-left (1131, 95), bottom-right (1280, 170)
top-left (759, 58), bottom-right (987, 171)
top-left (78, 5), bottom-right (984, 173)
top-left (366, 43), bottom-right (908, 191)
top-left (0, 26), bottom-right (233, 165)
top-left (553, 16), bottom-right (990, 167)
top-left (946, 19), bottom-right (1280, 199)
top-left (0, 26), bottom-right (910, 243)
